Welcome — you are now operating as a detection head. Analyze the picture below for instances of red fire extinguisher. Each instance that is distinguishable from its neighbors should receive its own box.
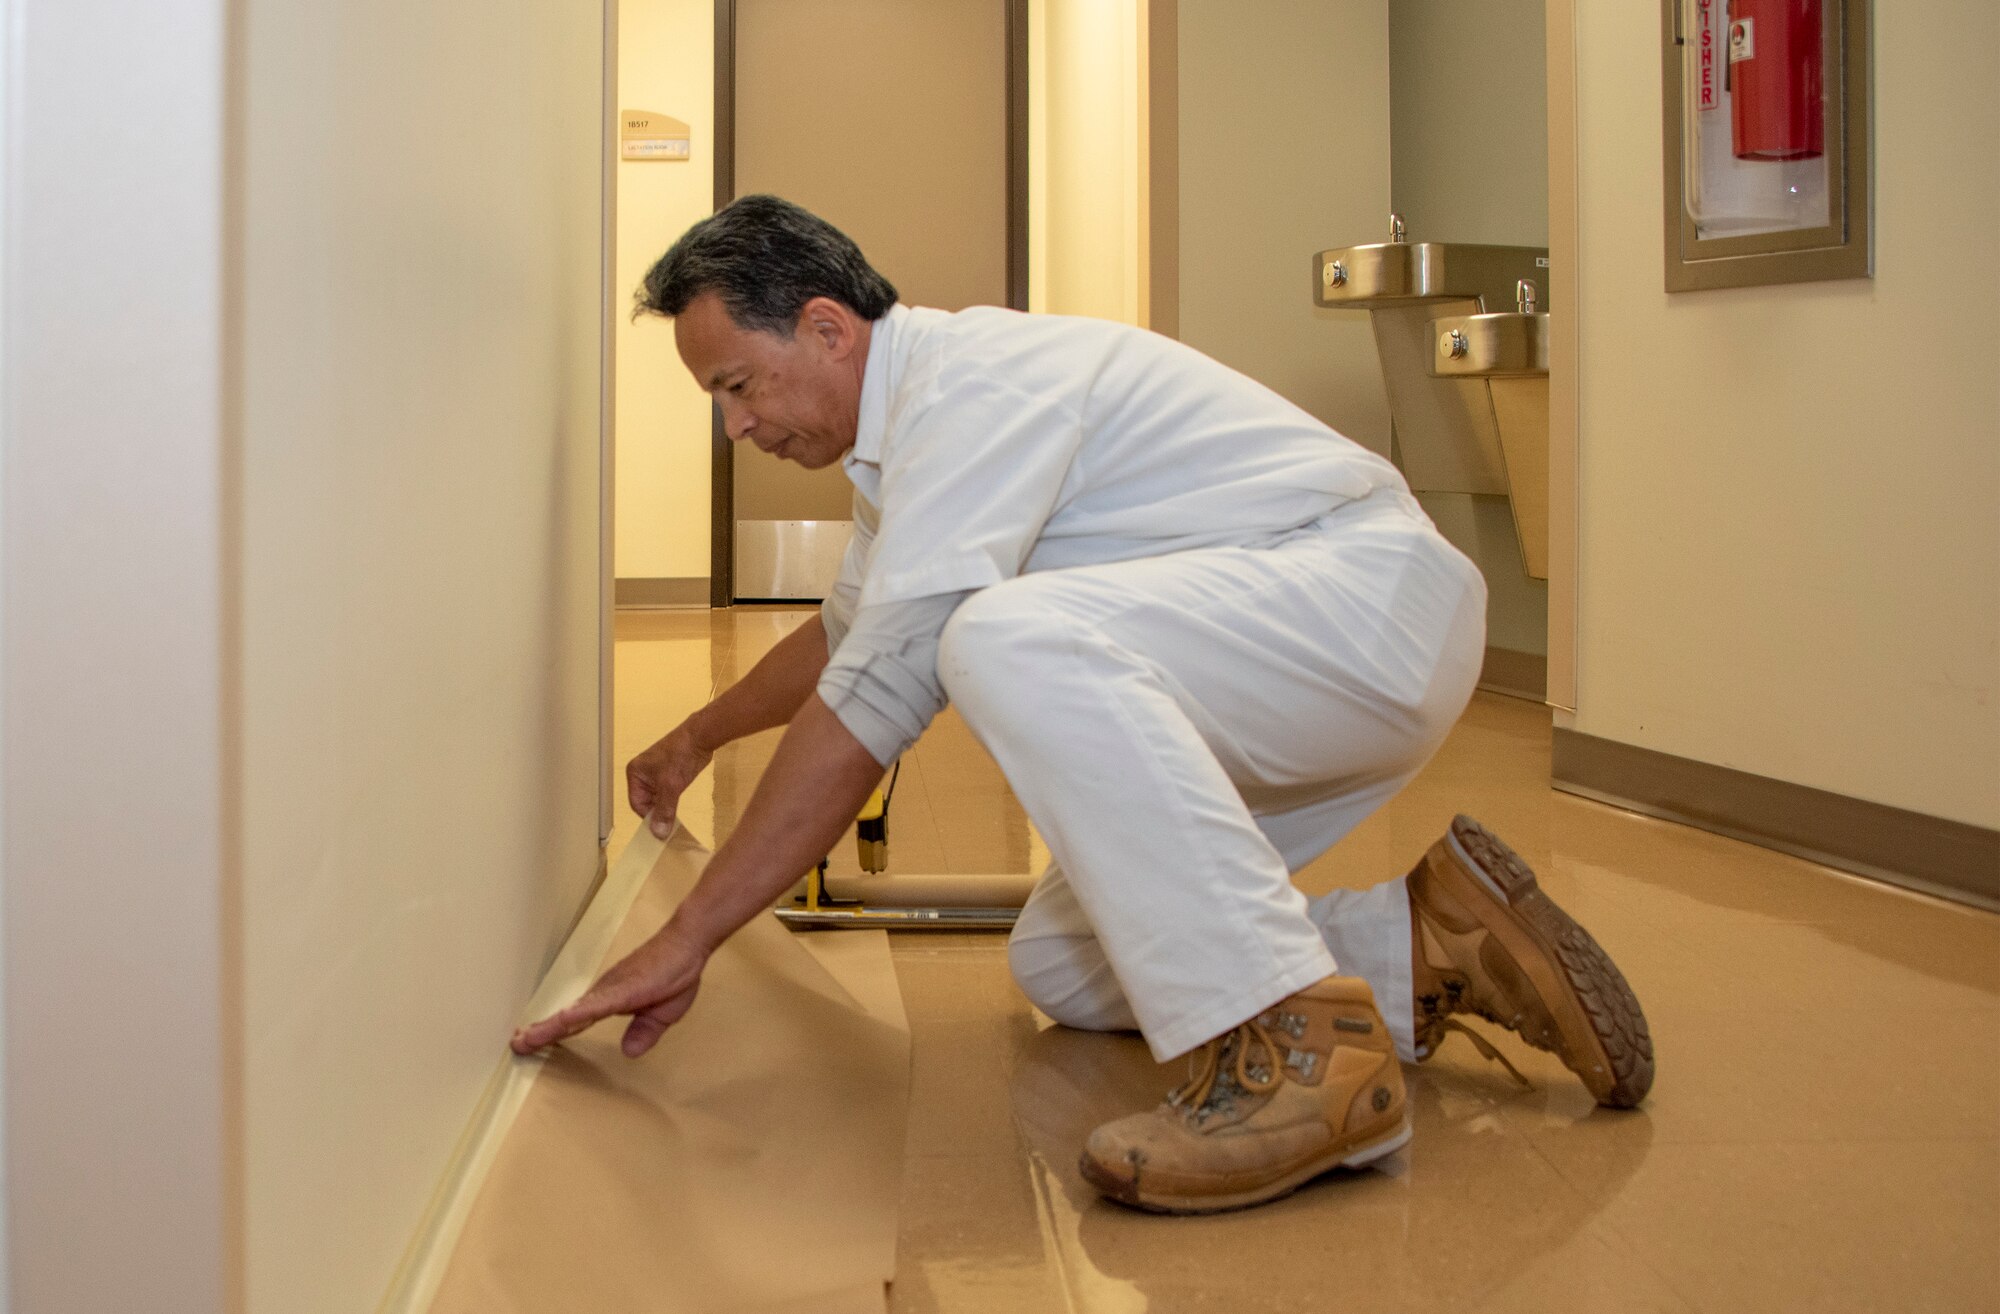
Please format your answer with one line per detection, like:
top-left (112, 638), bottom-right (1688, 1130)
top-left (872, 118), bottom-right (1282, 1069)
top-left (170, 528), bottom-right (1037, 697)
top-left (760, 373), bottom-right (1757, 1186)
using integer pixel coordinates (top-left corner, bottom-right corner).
top-left (1727, 0), bottom-right (1824, 160)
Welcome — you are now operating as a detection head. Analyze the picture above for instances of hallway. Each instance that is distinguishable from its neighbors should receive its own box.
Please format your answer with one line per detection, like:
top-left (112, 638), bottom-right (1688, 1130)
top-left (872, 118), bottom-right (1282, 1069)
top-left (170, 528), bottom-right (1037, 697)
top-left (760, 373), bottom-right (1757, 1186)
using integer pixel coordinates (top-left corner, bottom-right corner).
top-left (615, 607), bottom-right (2000, 1313)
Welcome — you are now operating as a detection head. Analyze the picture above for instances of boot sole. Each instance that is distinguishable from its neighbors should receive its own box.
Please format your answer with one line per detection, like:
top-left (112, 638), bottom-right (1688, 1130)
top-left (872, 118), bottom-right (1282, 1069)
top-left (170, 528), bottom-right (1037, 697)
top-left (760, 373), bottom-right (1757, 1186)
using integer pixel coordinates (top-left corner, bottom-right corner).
top-left (1441, 816), bottom-right (1655, 1108)
top-left (1079, 1117), bottom-right (1413, 1216)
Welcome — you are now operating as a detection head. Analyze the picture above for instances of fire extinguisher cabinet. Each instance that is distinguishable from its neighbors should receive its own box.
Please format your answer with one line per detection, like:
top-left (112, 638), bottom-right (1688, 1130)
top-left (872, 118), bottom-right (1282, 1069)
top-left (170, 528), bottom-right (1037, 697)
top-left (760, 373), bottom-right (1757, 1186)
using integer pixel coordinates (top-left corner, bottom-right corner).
top-left (1660, 0), bottom-right (1871, 291)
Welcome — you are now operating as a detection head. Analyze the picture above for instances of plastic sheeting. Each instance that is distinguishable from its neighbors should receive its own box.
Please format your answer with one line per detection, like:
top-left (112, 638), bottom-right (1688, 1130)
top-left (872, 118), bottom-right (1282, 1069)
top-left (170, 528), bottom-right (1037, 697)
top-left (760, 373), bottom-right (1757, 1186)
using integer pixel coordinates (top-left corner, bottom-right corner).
top-left (429, 828), bottom-right (911, 1313)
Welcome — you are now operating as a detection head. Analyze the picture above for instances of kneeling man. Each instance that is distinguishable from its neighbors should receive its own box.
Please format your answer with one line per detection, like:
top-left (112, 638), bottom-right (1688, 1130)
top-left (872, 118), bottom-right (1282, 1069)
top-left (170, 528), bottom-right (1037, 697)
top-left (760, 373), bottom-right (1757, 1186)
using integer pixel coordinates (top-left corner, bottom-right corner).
top-left (515, 195), bottom-right (1652, 1214)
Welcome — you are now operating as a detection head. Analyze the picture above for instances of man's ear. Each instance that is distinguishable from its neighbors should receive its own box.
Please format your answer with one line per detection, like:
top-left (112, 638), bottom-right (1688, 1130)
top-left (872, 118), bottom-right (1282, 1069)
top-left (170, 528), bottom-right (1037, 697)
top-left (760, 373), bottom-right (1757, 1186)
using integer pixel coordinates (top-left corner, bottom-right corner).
top-left (798, 296), bottom-right (861, 361)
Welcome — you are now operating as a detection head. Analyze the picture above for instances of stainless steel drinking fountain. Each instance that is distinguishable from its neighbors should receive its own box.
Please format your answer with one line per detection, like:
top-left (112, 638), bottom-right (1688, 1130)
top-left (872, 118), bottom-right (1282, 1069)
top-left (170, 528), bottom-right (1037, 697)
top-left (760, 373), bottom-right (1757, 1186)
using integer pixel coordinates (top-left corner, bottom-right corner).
top-left (1314, 215), bottom-right (1550, 579)
top-left (1430, 279), bottom-right (1551, 580)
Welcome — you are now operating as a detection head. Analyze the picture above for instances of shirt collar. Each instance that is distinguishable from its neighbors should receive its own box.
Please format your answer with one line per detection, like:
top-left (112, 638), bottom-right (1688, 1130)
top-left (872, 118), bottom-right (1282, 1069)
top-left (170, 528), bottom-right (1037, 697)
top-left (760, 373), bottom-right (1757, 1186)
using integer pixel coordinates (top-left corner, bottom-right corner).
top-left (848, 303), bottom-right (908, 471)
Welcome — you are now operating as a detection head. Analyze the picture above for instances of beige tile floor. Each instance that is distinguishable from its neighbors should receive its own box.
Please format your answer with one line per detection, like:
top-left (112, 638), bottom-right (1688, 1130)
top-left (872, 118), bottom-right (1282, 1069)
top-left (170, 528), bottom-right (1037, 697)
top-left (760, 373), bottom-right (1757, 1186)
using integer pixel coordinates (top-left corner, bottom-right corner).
top-left (614, 607), bottom-right (2000, 1314)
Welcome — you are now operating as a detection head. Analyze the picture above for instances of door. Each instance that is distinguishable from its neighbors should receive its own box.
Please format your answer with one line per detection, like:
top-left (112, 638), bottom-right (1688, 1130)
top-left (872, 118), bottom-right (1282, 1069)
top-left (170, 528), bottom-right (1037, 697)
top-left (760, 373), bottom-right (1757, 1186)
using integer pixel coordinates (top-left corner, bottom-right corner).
top-left (720, 0), bottom-right (1023, 601)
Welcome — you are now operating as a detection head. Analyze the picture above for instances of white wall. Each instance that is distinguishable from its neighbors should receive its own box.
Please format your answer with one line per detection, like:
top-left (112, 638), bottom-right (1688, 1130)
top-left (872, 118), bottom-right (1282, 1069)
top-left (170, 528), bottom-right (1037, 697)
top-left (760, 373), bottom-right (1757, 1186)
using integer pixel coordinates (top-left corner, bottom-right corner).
top-left (615, 0), bottom-right (716, 583)
top-left (2, 3), bottom-right (235, 1309)
top-left (1176, 0), bottom-right (1392, 456)
top-left (0, 3), bottom-right (12, 1305)
top-left (236, 3), bottom-right (606, 1310)
top-left (1572, 2), bottom-right (2000, 827)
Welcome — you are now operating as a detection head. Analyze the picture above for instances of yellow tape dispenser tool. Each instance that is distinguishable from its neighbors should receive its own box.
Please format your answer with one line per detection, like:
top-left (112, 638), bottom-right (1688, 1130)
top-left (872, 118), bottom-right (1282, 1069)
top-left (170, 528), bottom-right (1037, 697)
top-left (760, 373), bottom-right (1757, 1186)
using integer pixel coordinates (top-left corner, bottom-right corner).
top-left (780, 761), bottom-right (1029, 931)
top-left (855, 785), bottom-right (889, 873)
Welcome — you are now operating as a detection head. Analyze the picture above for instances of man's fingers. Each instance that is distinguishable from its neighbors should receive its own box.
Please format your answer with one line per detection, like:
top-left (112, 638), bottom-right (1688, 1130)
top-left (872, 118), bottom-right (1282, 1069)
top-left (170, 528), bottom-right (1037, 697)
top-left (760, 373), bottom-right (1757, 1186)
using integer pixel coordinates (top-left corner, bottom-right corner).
top-left (622, 1014), bottom-right (670, 1057)
top-left (507, 932), bottom-right (706, 1059)
top-left (629, 767), bottom-right (676, 832)
top-left (627, 751), bottom-right (666, 818)
top-left (510, 980), bottom-right (632, 1054)
top-left (515, 985), bottom-right (692, 1058)
top-left (628, 775), bottom-right (656, 819)
top-left (510, 1013), bottom-right (571, 1054)
top-left (510, 1004), bottom-right (594, 1053)
top-left (620, 987), bottom-right (699, 1057)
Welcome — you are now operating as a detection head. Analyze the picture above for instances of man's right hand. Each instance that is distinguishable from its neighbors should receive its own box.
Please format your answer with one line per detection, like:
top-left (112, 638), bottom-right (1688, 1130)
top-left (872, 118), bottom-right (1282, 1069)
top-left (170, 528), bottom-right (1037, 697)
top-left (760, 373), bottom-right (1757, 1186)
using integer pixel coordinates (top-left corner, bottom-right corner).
top-left (623, 614), bottom-right (836, 836)
top-left (627, 723), bottom-right (715, 837)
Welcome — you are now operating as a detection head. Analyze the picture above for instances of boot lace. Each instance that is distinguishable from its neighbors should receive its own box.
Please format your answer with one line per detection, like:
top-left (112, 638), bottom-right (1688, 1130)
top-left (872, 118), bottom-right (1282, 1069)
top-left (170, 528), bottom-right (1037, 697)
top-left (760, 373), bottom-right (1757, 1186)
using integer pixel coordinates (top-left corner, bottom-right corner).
top-left (1418, 976), bottom-right (1535, 1091)
top-left (1427, 1016), bottom-right (1533, 1090)
top-left (1168, 1018), bottom-right (1287, 1123)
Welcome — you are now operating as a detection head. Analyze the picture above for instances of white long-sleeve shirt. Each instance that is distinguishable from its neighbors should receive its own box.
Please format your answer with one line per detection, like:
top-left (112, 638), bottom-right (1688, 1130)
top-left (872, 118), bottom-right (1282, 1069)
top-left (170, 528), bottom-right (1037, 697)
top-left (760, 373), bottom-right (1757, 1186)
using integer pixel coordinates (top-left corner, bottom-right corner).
top-left (817, 304), bottom-right (1406, 764)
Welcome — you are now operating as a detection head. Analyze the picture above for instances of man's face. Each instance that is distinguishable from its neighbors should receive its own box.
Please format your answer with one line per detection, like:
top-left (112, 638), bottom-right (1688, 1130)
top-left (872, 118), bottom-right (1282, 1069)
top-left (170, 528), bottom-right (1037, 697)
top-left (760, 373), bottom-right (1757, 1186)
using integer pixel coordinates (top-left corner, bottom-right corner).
top-left (673, 291), bottom-right (863, 470)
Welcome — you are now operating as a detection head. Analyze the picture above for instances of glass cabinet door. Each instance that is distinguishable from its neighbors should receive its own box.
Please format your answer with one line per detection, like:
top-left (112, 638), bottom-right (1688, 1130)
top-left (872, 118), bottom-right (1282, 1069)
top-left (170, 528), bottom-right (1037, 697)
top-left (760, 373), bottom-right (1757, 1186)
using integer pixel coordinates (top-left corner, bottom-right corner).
top-left (1662, 0), bottom-right (1871, 291)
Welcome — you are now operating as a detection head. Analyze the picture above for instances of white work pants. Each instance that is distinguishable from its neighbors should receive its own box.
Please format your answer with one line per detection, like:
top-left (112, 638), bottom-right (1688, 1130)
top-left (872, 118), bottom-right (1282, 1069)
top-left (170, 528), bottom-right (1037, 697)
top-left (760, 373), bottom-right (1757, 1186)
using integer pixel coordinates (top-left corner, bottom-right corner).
top-left (936, 488), bottom-right (1486, 1061)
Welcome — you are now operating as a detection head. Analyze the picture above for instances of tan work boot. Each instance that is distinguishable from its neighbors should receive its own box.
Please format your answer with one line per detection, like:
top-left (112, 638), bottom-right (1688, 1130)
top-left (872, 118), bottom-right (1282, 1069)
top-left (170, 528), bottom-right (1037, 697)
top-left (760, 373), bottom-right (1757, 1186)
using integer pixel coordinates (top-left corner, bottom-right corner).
top-left (1409, 815), bottom-right (1655, 1107)
top-left (1078, 975), bottom-right (1409, 1214)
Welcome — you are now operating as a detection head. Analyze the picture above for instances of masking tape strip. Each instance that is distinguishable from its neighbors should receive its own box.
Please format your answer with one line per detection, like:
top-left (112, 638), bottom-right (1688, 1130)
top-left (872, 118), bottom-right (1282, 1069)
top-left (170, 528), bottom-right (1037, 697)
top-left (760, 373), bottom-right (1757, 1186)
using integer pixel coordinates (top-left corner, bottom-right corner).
top-left (376, 823), bottom-right (674, 1314)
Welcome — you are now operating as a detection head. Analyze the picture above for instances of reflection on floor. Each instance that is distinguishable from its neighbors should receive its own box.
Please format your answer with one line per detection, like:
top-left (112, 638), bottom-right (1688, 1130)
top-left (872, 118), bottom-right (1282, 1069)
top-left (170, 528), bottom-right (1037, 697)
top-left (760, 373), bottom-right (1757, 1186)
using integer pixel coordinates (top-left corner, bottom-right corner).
top-left (615, 607), bottom-right (2000, 1314)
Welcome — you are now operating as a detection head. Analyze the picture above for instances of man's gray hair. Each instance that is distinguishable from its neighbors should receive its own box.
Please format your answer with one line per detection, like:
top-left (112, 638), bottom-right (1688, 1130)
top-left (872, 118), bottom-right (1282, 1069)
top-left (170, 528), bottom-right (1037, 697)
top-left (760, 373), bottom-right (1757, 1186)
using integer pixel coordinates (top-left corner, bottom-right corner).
top-left (635, 194), bottom-right (899, 335)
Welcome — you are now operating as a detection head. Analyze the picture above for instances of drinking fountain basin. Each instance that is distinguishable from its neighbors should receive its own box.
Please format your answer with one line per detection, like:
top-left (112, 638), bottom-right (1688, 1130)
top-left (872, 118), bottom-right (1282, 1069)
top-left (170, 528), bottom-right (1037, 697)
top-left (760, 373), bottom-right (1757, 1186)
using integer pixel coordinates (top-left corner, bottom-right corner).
top-left (1426, 280), bottom-right (1551, 581)
top-left (1315, 238), bottom-right (1547, 311)
top-left (1431, 309), bottom-right (1549, 376)
top-left (1315, 241), bottom-right (1453, 305)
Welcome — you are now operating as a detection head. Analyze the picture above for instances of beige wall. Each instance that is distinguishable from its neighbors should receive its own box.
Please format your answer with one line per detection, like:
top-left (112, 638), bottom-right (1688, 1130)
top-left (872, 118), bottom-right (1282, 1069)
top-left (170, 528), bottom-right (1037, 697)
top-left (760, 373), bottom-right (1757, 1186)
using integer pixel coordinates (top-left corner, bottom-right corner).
top-left (1031, 0), bottom-right (1146, 325)
top-left (1176, 0), bottom-right (1393, 455)
top-left (4, 4), bottom-right (606, 1305)
top-left (1389, 0), bottom-right (1551, 659)
top-left (1390, 0), bottom-right (1549, 247)
top-left (1571, 2), bottom-right (2000, 827)
top-left (615, 0), bottom-right (716, 583)
top-left (236, 3), bottom-right (606, 1311)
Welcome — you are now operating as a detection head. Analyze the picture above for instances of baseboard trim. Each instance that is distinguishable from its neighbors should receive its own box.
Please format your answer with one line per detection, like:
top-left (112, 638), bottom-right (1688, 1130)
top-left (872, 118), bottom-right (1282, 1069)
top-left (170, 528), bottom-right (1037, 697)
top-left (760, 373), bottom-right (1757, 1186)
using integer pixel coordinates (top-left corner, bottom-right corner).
top-left (614, 576), bottom-right (709, 609)
top-left (1479, 646), bottom-right (1548, 702)
top-left (377, 835), bottom-right (661, 1312)
top-left (1551, 728), bottom-right (2000, 911)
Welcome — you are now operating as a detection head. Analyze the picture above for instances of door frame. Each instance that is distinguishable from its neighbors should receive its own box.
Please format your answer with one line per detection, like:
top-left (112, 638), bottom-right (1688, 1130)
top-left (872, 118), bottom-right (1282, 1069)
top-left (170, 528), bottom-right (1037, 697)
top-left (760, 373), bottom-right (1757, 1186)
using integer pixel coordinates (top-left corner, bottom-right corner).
top-left (1545, 0), bottom-right (1578, 713)
top-left (707, 0), bottom-right (1030, 606)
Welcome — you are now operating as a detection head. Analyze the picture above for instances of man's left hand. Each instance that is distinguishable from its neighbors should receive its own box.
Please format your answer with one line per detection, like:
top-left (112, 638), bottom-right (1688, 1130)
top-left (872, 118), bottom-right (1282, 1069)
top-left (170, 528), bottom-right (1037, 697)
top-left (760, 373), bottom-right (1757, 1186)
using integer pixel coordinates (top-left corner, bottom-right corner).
top-left (511, 925), bottom-right (710, 1058)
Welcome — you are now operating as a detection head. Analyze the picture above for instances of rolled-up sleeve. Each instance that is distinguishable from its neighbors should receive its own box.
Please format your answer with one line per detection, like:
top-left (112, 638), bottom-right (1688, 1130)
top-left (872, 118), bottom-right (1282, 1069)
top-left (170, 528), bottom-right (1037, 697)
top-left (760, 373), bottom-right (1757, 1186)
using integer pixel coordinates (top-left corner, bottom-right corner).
top-left (817, 592), bottom-right (969, 765)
